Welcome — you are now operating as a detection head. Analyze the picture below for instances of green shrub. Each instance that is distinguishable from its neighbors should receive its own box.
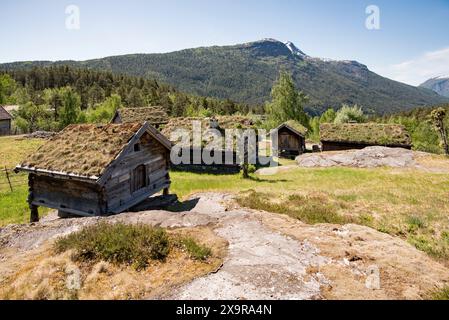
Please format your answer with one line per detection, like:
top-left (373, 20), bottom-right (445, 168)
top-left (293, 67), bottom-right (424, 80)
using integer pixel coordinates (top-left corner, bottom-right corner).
top-left (177, 237), bottom-right (212, 261)
top-left (54, 222), bottom-right (170, 269)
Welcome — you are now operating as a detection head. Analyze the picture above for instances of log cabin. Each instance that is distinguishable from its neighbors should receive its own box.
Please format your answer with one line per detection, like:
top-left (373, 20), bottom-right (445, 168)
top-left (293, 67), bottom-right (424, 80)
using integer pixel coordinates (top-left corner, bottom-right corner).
top-left (274, 121), bottom-right (307, 158)
top-left (320, 123), bottom-right (412, 151)
top-left (0, 106), bottom-right (12, 136)
top-left (161, 116), bottom-right (257, 173)
top-left (111, 106), bottom-right (169, 129)
top-left (15, 122), bottom-right (172, 222)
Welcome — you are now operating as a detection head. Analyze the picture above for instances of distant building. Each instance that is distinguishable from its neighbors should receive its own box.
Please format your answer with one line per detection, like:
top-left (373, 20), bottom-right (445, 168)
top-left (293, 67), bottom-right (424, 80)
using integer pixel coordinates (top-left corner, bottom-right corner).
top-left (274, 120), bottom-right (307, 158)
top-left (15, 122), bottom-right (172, 222)
top-left (112, 106), bottom-right (169, 128)
top-left (0, 106), bottom-right (12, 136)
top-left (320, 123), bottom-right (412, 151)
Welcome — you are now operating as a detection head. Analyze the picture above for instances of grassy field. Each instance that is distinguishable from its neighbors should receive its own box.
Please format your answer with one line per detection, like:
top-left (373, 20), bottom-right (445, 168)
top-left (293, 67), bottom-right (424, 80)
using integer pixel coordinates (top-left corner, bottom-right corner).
top-left (1, 136), bottom-right (449, 265)
top-left (0, 136), bottom-right (47, 225)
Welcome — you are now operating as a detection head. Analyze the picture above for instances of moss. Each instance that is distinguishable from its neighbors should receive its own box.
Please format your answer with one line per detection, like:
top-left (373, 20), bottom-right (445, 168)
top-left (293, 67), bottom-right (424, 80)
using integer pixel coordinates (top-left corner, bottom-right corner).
top-left (320, 123), bottom-right (411, 146)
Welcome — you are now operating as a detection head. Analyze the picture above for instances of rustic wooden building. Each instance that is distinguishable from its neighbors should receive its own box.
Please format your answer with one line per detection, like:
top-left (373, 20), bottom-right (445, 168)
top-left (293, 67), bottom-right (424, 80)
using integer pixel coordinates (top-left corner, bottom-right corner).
top-left (320, 123), bottom-right (412, 151)
top-left (274, 121), bottom-right (307, 158)
top-left (15, 122), bottom-right (172, 222)
top-left (0, 106), bottom-right (12, 136)
top-left (161, 116), bottom-right (256, 173)
top-left (112, 106), bottom-right (168, 128)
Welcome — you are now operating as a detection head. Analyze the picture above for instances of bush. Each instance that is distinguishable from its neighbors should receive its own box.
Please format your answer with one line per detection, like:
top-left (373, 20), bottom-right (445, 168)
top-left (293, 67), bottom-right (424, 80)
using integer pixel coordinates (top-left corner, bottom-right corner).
top-left (54, 222), bottom-right (170, 269)
top-left (176, 237), bottom-right (212, 261)
top-left (334, 104), bottom-right (366, 124)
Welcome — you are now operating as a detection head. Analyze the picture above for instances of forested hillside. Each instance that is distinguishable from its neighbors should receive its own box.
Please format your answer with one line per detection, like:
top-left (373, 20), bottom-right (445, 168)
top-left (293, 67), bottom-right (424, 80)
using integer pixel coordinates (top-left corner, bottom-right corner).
top-left (2, 39), bottom-right (448, 115)
top-left (0, 66), bottom-right (260, 133)
top-left (1, 66), bottom-right (256, 114)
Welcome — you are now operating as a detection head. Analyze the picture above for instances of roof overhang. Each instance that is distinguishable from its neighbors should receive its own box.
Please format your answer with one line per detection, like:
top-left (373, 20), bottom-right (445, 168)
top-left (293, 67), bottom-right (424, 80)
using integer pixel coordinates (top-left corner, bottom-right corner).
top-left (14, 166), bottom-right (99, 183)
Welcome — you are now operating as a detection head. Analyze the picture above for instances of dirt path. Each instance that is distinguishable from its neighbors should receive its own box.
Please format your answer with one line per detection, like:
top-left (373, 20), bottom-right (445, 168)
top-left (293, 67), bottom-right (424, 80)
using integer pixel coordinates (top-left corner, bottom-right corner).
top-left (1, 192), bottom-right (449, 299)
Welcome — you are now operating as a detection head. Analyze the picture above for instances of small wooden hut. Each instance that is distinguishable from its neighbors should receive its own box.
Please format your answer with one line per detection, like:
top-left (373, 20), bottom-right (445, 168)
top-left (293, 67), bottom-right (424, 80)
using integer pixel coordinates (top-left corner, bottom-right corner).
top-left (15, 122), bottom-right (172, 222)
top-left (111, 106), bottom-right (168, 128)
top-left (275, 120), bottom-right (307, 158)
top-left (0, 106), bottom-right (12, 136)
top-left (320, 123), bottom-right (412, 151)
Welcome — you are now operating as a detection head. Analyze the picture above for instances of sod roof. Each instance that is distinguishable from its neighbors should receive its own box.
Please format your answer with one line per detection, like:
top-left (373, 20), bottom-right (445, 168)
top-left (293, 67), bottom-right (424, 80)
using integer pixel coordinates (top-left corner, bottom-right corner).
top-left (277, 120), bottom-right (308, 136)
top-left (17, 123), bottom-right (143, 178)
top-left (115, 106), bottom-right (168, 125)
top-left (320, 123), bottom-right (411, 146)
top-left (161, 116), bottom-right (255, 141)
top-left (0, 106), bottom-right (12, 120)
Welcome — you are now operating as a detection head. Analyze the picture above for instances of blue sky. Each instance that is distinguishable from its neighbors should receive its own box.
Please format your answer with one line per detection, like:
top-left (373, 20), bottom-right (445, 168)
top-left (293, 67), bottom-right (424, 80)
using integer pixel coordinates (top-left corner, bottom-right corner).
top-left (1, 0), bottom-right (449, 85)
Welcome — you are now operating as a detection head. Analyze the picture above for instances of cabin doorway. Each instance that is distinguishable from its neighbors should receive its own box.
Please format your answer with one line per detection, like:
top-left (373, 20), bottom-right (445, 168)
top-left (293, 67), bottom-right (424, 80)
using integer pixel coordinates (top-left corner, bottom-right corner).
top-left (132, 165), bottom-right (147, 193)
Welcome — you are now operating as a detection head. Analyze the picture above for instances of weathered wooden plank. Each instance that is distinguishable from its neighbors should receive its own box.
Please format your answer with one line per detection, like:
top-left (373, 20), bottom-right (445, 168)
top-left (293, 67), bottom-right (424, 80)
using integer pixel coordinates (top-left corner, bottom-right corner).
top-left (148, 169), bottom-right (168, 183)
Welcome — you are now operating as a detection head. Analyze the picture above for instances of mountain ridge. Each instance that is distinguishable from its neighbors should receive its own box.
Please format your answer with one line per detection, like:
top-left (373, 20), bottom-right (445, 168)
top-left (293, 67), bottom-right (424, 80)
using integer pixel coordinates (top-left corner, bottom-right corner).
top-left (420, 76), bottom-right (449, 98)
top-left (1, 39), bottom-right (448, 115)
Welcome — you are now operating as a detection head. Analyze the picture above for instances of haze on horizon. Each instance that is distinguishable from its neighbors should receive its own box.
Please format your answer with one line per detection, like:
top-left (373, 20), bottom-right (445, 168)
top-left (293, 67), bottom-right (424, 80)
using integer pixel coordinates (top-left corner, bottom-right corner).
top-left (1, 0), bottom-right (449, 86)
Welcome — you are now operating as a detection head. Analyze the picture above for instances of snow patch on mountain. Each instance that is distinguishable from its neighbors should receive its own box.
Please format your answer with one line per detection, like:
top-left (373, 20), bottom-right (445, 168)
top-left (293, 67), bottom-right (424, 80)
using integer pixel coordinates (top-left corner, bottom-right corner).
top-left (285, 41), bottom-right (307, 58)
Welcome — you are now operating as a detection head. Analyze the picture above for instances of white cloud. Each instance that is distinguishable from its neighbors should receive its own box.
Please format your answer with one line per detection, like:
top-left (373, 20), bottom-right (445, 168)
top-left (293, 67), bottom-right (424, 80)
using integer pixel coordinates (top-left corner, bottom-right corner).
top-left (375, 47), bottom-right (449, 86)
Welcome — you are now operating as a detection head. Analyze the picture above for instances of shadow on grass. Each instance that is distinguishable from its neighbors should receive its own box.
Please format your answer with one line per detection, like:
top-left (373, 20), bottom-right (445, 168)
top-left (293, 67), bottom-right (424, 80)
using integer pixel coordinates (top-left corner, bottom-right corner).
top-left (245, 175), bottom-right (290, 183)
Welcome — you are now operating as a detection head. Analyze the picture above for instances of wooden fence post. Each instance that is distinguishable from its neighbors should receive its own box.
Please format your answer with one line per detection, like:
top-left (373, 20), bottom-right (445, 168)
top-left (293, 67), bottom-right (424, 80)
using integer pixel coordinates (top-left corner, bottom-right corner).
top-left (242, 135), bottom-right (249, 178)
top-left (4, 166), bottom-right (13, 192)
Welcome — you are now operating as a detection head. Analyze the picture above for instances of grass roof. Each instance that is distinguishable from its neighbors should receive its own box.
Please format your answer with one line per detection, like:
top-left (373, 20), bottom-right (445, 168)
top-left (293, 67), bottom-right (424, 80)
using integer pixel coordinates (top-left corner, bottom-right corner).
top-left (280, 120), bottom-right (308, 136)
top-left (161, 116), bottom-right (255, 140)
top-left (117, 106), bottom-right (168, 124)
top-left (18, 123), bottom-right (142, 178)
top-left (320, 123), bottom-right (411, 146)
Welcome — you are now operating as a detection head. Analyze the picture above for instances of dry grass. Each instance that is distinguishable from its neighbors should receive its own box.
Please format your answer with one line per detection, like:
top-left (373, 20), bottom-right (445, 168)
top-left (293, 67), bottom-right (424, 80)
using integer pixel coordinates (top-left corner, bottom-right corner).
top-left (117, 106), bottom-right (168, 125)
top-left (320, 123), bottom-right (411, 146)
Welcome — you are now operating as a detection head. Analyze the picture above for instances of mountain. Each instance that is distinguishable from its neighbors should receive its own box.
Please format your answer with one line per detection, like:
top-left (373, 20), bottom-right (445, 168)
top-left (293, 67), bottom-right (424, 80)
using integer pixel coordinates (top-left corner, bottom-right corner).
top-left (1, 39), bottom-right (448, 115)
top-left (420, 76), bottom-right (449, 97)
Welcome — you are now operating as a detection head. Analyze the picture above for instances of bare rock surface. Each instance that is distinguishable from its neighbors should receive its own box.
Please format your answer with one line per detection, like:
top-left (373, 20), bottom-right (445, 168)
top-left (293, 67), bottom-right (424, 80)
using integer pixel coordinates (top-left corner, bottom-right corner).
top-left (170, 197), bottom-right (330, 299)
top-left (296, 147), bottom-right (416, 168)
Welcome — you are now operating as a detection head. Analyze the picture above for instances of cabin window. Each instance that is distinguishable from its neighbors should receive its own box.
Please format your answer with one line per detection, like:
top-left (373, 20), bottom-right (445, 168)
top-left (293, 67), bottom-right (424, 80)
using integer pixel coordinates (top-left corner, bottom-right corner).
top-left (131, 165), bottom-right (147, 193)
top-left (134, 143), bottom-right (141, 152)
